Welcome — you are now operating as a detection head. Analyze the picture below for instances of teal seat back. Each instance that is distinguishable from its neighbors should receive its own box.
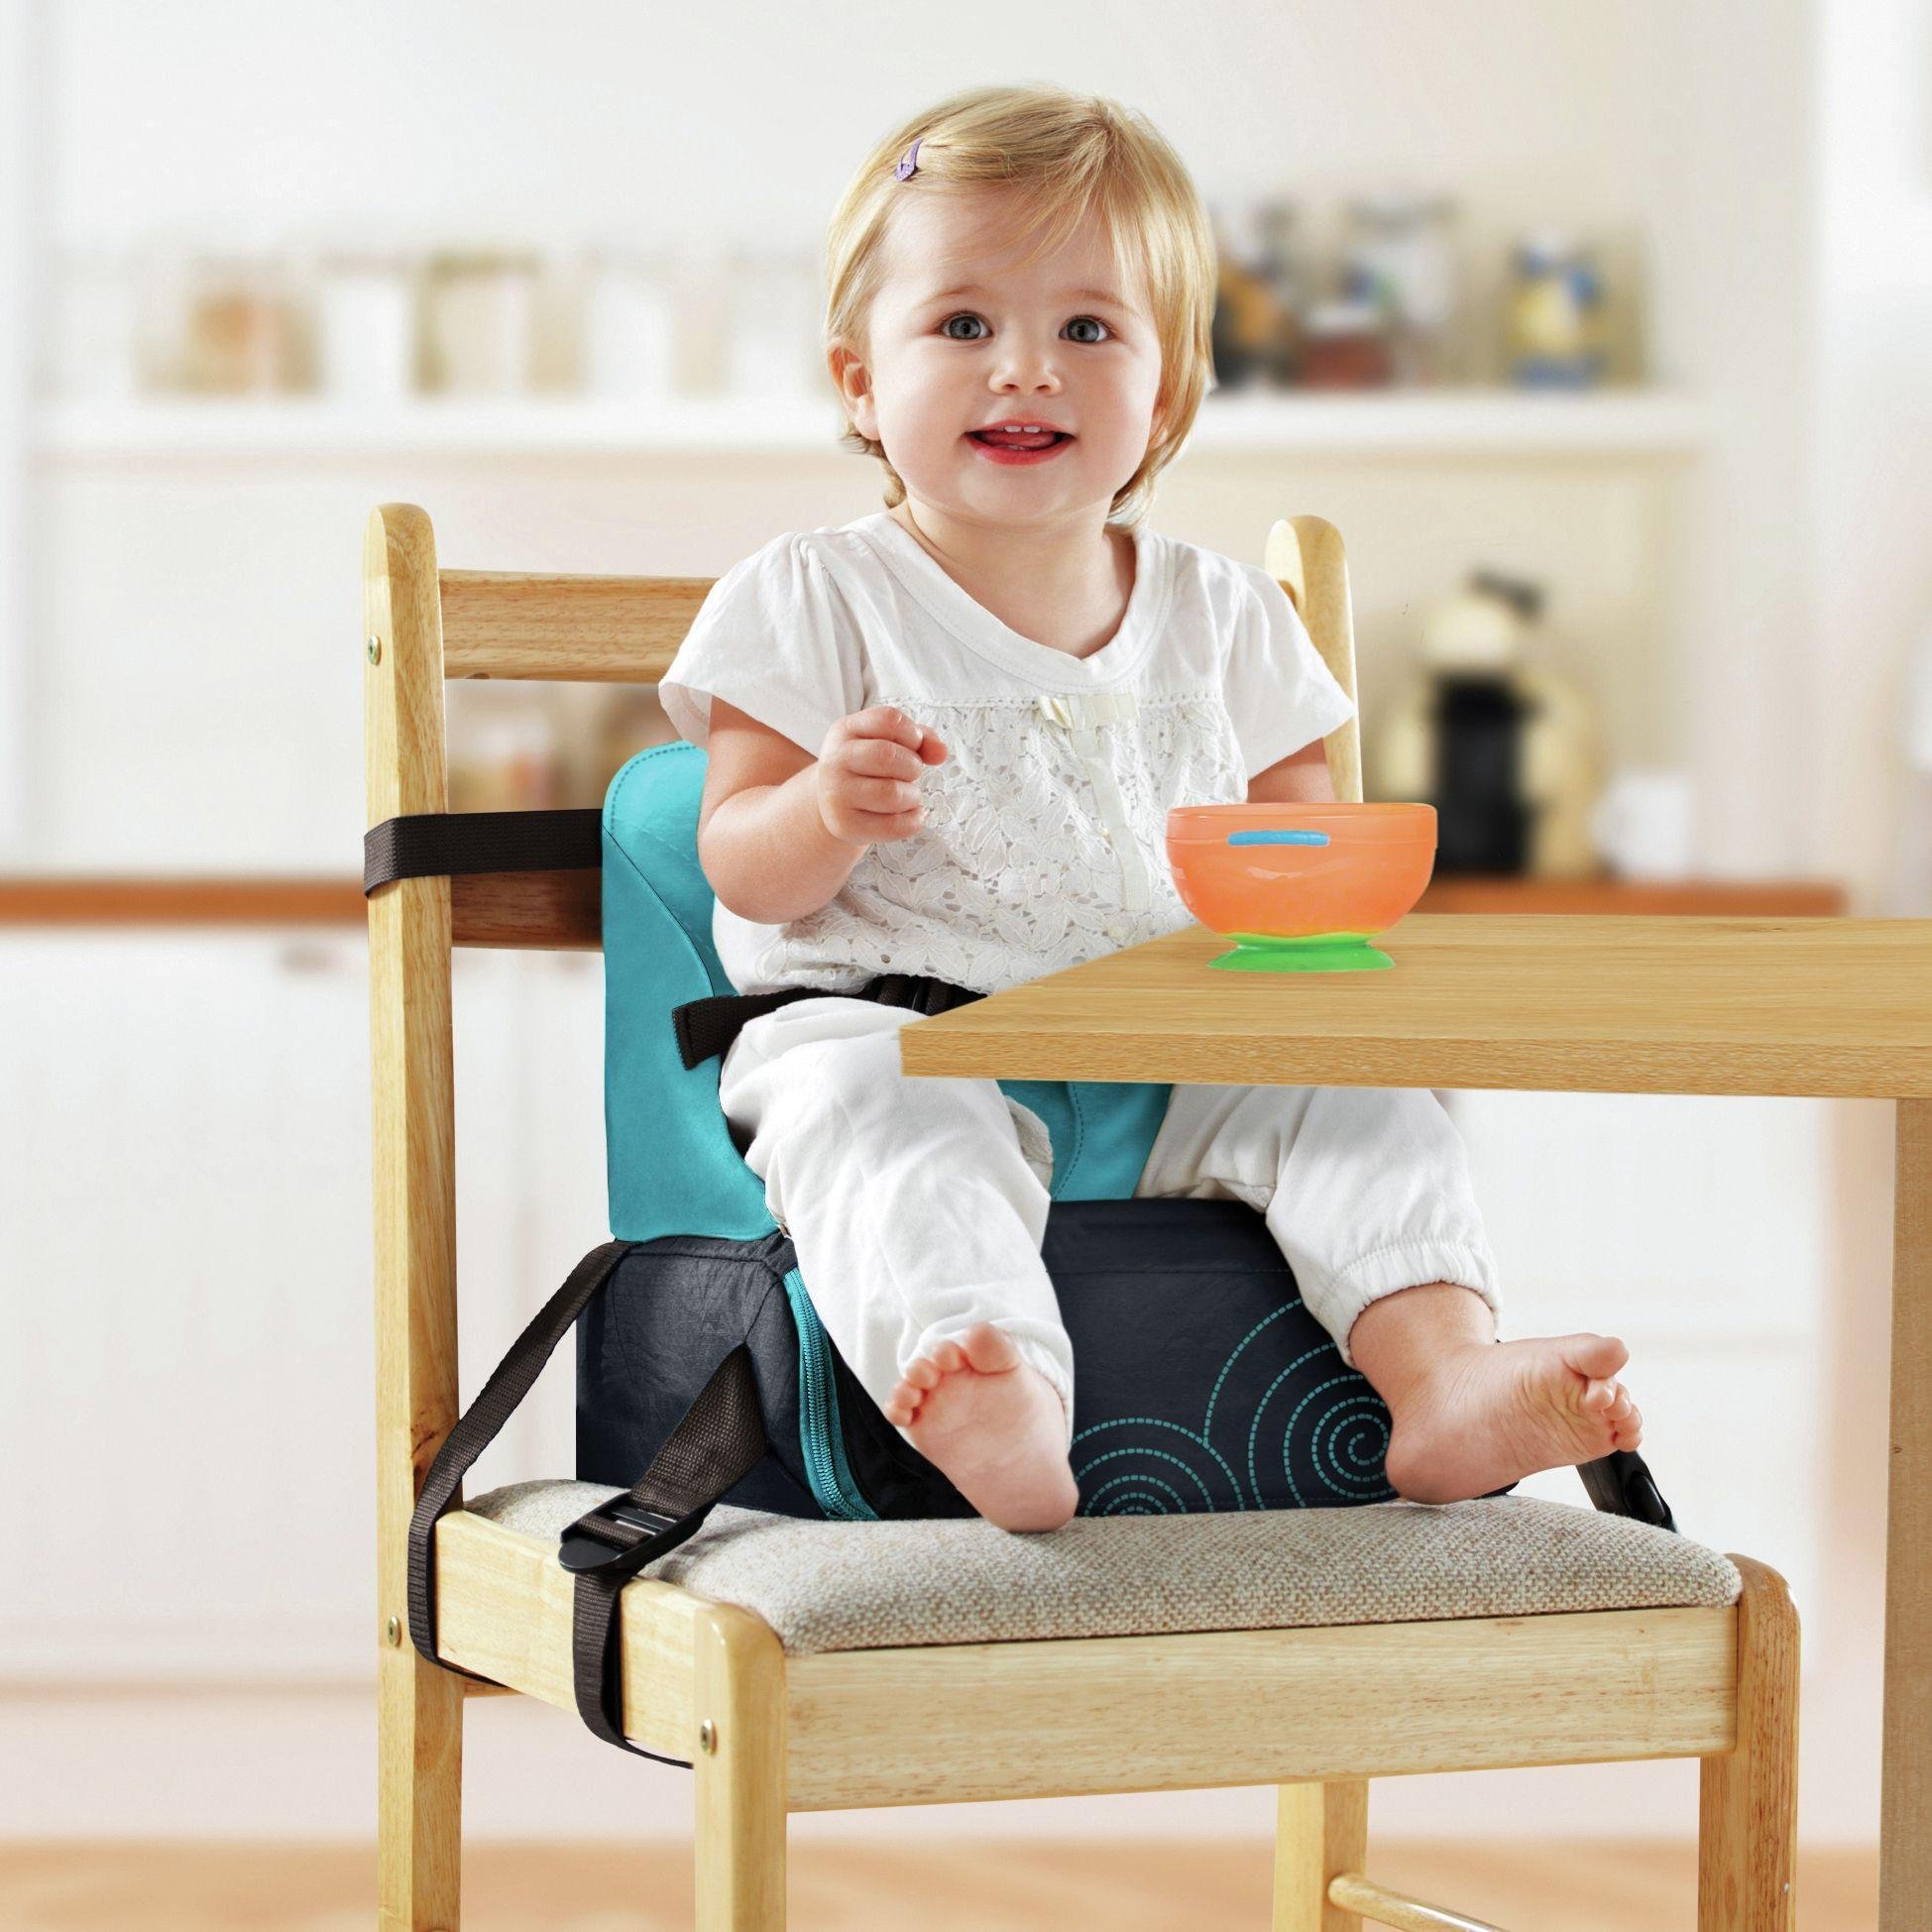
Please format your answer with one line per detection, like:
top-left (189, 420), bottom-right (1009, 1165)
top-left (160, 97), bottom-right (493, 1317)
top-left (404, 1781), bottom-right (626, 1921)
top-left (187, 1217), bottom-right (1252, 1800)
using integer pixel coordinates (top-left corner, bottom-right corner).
top-left (602, 742), bottom-right (1173, 1243)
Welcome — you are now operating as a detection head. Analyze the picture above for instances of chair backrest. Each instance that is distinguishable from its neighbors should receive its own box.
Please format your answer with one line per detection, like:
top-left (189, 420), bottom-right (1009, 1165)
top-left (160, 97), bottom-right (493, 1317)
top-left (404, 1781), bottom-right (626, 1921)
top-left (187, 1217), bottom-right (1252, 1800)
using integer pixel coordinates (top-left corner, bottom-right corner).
top-left (361, 504), bottom-right (1363, 1573)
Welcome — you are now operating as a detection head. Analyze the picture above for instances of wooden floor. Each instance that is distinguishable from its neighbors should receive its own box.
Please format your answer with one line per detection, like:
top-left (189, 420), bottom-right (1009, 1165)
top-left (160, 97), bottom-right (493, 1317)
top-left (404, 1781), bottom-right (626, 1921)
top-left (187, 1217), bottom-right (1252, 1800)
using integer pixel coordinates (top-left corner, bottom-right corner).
top-left (0, 1839), bottom-right (1876, 1929)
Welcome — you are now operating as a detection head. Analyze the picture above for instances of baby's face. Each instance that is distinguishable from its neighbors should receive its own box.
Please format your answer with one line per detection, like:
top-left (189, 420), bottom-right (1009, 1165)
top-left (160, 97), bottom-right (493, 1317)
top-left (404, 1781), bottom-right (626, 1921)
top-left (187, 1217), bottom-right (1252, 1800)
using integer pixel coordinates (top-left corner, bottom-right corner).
top-left (837, 188), bottom-right (1163, 531)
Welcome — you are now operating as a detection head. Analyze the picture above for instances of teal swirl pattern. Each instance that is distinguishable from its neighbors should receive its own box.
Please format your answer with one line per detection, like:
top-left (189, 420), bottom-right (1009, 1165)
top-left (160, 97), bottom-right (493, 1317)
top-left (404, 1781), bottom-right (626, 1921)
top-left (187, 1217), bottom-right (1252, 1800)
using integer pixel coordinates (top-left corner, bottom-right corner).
top-left (1071, 1298), bottom-right (1396, 1515)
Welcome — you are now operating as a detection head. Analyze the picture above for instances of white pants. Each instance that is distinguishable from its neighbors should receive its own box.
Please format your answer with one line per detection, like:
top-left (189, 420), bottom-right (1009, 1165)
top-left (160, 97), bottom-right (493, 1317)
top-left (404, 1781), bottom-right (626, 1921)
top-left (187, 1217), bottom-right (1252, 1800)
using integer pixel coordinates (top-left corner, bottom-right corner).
top-left (717, 994), bottom-right (1502, 1455)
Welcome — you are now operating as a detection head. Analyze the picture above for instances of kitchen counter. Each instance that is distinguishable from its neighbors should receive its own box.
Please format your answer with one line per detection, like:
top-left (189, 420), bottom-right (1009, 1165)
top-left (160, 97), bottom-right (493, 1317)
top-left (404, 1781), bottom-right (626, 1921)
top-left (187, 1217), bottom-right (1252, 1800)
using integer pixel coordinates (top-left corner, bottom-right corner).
top-left (0, 873), bottom-right (1852, 928)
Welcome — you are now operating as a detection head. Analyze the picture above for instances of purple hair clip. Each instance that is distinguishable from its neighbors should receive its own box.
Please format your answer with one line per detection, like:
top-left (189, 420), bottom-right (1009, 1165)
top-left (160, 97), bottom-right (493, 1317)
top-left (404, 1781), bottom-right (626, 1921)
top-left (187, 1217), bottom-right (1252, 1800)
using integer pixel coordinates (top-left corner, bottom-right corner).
top-left (893, 137), bottom-right (923, 181)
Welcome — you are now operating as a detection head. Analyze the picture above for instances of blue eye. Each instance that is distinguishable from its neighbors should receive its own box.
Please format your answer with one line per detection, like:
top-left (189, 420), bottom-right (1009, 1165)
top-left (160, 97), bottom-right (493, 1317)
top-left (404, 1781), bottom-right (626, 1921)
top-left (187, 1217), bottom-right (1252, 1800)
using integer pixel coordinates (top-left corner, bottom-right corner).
top-left (937, 313), bottom-right (1113, 343)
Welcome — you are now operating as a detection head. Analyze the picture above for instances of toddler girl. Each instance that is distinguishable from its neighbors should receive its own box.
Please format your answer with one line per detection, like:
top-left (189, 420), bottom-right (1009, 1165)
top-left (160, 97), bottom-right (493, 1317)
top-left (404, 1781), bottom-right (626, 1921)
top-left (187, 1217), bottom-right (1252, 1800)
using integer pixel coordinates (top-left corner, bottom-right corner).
top-left (655, 84), bottom-right (1642, 1532)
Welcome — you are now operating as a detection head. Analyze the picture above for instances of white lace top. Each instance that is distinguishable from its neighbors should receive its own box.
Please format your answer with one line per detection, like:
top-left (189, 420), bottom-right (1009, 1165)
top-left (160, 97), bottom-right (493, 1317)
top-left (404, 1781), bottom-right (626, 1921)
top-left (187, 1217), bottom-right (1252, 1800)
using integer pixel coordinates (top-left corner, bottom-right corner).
top-left (655, 510), bottom-right (1356, 997)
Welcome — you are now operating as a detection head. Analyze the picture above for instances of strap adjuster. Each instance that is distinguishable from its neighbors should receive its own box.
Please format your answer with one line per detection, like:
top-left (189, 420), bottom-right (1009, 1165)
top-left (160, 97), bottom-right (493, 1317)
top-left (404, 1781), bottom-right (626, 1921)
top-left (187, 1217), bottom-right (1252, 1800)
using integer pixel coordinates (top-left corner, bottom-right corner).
top-left (558, 1498), bottom-right (708, 1578)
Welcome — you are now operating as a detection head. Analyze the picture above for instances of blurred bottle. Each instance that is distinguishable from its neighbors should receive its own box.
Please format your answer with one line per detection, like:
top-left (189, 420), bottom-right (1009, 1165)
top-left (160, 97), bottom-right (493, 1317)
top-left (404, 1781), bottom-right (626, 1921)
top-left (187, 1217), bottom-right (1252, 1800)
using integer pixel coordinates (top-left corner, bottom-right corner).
top-left (1505, 233), bottom-right (1607, 389)
top-left (178, 248), bottom-right (310, 394)
top-left (725, 248), bottom-right (821, 402)
top-left (581, 245), bottom-right (677, 401)
top-left (447, 688), bottom-right (557, 812)
top-left (671, 243), bottom-right (734, 398)
top-left (1209, 203), bottom-right (1297, 392)
top-left (1298, 299), bottom-right (1393, 389)
top-left (315, 247), bottom-right (417, 401)
top-left (419, 248), bottom-right (541, 395)
top-left (1341, 190), bottom-right (1459, 385)
top-left (1249, 198), bottom-right (1306, 383)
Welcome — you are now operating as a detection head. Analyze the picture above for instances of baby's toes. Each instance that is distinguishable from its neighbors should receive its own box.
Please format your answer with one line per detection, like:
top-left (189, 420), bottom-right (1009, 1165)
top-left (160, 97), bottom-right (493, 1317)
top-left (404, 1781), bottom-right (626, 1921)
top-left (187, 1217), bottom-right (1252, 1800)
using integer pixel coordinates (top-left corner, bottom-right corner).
top-left (930, 1340), bottom-right (966, 1375)
top-left (1577, 1376), bottom-right (1618, 1415)
top-left (903, 1357), bottom-right (943, 1392)
top-left (1613, 1403), bottom-right (1644, 1448)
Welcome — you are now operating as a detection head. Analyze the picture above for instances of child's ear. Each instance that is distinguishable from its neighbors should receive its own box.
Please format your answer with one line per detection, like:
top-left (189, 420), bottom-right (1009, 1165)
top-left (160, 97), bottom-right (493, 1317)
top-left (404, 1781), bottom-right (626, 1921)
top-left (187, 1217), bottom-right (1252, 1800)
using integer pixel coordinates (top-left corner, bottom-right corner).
top-left (828, 341), bottom-right (876, 440)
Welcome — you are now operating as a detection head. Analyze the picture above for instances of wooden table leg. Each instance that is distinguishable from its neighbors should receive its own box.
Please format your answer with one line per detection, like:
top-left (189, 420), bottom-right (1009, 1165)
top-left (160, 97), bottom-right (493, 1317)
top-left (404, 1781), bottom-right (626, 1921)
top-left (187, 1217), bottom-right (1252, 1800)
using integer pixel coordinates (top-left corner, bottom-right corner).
top-left (1883, 1097), bottom-right (1932, 1929)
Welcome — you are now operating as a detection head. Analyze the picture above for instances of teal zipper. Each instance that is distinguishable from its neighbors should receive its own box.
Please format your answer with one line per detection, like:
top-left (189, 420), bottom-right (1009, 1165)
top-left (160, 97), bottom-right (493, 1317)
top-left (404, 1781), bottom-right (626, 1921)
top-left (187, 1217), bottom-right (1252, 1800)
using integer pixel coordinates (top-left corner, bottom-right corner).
top-left (781, 1265), bottom-right (880, 1521)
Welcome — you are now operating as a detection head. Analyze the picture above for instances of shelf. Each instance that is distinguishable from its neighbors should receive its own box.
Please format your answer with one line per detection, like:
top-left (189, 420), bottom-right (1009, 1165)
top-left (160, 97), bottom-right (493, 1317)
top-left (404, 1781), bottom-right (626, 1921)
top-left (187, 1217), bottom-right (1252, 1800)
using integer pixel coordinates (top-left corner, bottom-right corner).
top-left (32, 388), bottom-right (1710, 463)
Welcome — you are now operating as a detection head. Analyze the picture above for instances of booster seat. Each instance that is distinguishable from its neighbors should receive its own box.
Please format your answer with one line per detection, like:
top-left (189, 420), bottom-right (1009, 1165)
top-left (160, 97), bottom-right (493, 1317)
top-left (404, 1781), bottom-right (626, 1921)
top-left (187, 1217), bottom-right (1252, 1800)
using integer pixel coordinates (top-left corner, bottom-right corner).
top-left (587, 735), bottom-right (1423, 1524)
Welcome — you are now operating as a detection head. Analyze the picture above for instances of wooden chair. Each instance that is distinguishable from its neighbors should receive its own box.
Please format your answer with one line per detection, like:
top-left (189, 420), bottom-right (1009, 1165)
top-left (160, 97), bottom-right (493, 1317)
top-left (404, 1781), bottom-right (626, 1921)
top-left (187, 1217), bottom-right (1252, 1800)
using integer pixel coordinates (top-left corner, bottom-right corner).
top-left (365, 502), bottom-right (1799, 1931)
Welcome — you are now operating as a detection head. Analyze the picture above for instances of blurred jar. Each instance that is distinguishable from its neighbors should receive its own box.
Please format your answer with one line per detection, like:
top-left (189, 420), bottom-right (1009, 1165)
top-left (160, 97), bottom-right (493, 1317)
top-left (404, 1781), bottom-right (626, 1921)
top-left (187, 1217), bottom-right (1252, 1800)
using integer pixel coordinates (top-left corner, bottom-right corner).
top-left (448, 691), bottom-right (557, 812)
top-left (1298, 299), bottom-right (1393, 389)
top-left (315, 249), bottom-right (418, 400)
top-left (41, 249), bottom-right (139, 399)
top-left (1209, 201), bottom-right (1298, 392)
top-left (1505, 233), bottom-right (1606, 389)
top-left (724, 248), bottom-right (820, 401)
top-left (179, 250), bottom-right (309, 393)
top-left (581, 246), bottom-right (677, 400)
top-left (419, 249), bottom-right (541, 394)
top-left (1341, 190), bottom-right (1458, 386)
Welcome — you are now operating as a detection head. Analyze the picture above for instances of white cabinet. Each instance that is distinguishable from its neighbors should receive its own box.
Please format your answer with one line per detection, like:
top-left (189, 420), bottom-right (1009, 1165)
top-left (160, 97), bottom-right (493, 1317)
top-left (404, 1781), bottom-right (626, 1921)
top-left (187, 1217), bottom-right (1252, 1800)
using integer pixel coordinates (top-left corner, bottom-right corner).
top-left (0, 931), bottom-right (376, 1677)
top-left (0, 934), bottom-right (609, 1680)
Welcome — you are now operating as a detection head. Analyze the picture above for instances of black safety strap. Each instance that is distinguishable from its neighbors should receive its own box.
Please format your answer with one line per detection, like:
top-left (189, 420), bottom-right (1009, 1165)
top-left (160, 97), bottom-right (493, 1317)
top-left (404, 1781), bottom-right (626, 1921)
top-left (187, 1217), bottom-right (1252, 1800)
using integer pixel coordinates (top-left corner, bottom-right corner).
top-left (559, 1345), bottom-right (768, 1756)
top-left (672, 986), bottom-right (837, 1071)
top-left (1577, 1448), bottom-right (1676, 1531)
top-left (364, 809), bottom-right (602, 896)
top-left (403, 1238), bottom-right (769, 1762)
top-left (672, 970), bottom-right (988, 1071)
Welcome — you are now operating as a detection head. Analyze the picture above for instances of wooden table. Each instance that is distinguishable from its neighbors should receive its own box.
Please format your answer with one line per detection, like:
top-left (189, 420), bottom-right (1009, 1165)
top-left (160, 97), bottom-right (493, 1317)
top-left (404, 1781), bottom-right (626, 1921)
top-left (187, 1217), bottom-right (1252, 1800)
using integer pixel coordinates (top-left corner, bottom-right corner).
top-left (896, 912), bottom-right (1932, 1928)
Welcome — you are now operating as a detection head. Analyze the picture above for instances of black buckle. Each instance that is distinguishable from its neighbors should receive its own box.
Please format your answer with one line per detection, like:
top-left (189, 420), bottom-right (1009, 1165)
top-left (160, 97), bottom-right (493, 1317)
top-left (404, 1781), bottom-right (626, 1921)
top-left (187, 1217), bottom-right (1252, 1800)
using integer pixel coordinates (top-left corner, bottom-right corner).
top-left (557, 1498), bottom-right (708, 1578)
top-left (1579, 1449), bottom-right (1677, 1533)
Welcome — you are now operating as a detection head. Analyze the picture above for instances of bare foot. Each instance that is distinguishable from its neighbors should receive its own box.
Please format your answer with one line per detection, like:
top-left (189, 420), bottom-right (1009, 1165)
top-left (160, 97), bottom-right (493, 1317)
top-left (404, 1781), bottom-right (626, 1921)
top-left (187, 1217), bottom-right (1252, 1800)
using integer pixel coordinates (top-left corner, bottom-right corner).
top-left (1380, 1332), bottom-right (1644, 1505)
top-left (881, 1322), bottom-right (1080, 1532)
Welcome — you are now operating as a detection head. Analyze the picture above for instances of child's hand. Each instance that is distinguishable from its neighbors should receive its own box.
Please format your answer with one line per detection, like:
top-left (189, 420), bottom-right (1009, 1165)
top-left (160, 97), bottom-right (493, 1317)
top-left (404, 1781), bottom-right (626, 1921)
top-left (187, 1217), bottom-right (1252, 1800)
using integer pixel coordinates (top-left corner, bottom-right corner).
top-left (815, 705), bottom-right (949, 849)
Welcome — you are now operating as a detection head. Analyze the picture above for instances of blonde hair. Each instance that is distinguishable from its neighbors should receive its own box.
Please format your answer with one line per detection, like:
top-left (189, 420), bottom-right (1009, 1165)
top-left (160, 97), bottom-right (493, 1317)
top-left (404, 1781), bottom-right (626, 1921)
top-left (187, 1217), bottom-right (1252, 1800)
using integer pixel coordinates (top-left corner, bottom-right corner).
top-left (823, 84), bottom-right (1218, 529)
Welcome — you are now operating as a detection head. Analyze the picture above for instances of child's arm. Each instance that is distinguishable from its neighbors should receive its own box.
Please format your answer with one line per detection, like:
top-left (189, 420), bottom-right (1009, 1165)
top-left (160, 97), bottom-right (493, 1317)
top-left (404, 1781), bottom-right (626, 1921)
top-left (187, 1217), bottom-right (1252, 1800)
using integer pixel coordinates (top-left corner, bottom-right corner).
top-left (1245, 736), bottom-right (1336, 805)
top-left (698, 697), bottom-right (945, 924)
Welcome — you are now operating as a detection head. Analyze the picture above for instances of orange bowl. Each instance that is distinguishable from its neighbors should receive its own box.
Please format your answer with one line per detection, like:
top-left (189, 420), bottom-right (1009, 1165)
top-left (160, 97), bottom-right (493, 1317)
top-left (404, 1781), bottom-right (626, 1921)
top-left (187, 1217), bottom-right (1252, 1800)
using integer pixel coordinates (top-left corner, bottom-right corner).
top-left (1165, 802), bottom-right (1436, 971)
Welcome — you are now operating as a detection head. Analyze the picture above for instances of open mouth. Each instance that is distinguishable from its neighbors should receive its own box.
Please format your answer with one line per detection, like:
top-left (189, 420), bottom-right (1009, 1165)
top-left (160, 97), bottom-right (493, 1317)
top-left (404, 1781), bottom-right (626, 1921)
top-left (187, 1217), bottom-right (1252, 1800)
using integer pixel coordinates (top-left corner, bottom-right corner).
top-left (966, 428), bottom-right (1075, 463)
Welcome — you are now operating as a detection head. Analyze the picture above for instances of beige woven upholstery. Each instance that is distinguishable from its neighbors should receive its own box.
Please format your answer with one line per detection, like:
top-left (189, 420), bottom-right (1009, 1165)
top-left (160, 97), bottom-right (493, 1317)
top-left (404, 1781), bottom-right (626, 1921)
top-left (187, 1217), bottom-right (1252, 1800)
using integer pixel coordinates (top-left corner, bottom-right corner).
top-left (468, 1480), bottom-right (1741, 1655)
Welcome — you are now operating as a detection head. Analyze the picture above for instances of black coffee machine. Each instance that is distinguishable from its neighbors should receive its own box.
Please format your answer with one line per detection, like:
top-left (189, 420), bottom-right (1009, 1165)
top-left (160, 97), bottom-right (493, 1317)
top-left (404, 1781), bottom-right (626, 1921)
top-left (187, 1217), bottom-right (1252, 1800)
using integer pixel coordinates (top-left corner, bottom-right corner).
top-left (1428, 572), bottom-right (1544, 876)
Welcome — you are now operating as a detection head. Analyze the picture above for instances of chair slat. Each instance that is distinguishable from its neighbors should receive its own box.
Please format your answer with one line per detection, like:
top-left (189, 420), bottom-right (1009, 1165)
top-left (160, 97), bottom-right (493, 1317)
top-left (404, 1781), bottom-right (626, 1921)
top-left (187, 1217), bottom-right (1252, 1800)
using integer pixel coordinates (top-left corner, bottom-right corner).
top-left (451, 870), bottom-right (602, 950)
top-left (441, 569), bottom-right (714, 682)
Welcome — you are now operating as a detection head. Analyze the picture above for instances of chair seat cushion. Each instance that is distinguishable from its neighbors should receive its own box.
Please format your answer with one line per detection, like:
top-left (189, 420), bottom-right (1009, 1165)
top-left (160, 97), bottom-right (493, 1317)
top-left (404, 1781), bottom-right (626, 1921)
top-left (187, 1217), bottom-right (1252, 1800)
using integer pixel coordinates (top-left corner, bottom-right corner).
top-left (467, 1480), bottom-right (1742, 1655)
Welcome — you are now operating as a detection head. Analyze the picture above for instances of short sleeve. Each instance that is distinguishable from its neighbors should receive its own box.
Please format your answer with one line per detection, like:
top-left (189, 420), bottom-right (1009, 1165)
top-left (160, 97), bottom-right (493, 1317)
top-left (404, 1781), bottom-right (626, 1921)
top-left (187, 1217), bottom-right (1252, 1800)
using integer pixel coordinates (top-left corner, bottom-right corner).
top-left (1222, 563), bottom-right (1358, 781)
top-left (656, 533), bottom-right (865, 757)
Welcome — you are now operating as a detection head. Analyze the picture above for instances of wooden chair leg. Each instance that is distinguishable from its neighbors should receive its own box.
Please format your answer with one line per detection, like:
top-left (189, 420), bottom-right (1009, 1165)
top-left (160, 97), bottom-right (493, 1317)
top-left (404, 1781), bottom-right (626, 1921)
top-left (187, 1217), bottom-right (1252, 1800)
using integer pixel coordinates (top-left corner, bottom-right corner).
top-left (377, 1648), bottom-right (463, 1931)
top-left (1699, 1555), bottom-right (1799, 1931)
top-left (694, 1604), bottom-right (789, 1932)
top-left (1274, 1778), bottom-right (1368, 1932)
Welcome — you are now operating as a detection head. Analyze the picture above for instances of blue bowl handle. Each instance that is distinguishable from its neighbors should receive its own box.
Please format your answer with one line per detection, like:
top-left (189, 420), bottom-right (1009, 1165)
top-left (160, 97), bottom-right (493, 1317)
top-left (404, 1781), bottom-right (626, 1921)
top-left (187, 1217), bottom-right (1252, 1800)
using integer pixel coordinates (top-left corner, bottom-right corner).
top-left (1226, 829), bottom-right (1330, 847)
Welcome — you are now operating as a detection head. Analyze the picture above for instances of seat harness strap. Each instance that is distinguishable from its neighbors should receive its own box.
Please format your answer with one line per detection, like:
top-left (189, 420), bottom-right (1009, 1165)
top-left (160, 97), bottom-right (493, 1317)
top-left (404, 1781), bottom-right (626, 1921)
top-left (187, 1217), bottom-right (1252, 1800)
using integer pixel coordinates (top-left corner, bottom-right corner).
top-left (672, 970), bottom-right (987, 1071)
top-left (403, 1238), bottom-right (769, 1762)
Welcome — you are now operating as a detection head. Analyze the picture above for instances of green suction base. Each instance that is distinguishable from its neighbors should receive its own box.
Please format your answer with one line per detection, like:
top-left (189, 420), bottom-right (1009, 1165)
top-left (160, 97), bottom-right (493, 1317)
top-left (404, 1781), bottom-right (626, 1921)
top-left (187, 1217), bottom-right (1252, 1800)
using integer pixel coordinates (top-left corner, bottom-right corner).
top-left (1208, 931), bottom-right (1394, 972)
